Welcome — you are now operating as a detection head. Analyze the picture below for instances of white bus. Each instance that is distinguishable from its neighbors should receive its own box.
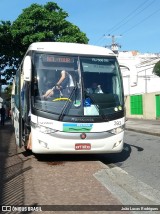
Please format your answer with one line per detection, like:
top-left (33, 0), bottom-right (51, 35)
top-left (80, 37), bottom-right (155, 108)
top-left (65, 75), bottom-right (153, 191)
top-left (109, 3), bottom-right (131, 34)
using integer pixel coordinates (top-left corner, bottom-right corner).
top-left (13, 42), bottom-right (125, 154)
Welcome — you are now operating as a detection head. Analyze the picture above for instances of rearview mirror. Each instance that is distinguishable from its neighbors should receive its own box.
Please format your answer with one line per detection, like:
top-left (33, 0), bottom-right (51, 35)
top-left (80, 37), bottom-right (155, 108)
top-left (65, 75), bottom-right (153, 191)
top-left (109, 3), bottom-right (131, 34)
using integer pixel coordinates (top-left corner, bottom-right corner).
top-left (23, 56), bottom-right (32, 81)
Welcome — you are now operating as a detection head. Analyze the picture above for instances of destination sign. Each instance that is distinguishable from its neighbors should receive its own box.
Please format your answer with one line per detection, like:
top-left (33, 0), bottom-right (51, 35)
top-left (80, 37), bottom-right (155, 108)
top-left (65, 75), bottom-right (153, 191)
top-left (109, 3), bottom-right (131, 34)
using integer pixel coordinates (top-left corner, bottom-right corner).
top-left (46, 55), bottom-right (74, 63)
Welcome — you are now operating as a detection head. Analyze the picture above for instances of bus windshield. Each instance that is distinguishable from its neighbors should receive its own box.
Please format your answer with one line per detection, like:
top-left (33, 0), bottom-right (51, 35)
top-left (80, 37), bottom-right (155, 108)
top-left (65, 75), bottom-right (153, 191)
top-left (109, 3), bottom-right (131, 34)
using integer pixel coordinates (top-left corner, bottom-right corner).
top-left (32, 53), bottom-right (124, 120)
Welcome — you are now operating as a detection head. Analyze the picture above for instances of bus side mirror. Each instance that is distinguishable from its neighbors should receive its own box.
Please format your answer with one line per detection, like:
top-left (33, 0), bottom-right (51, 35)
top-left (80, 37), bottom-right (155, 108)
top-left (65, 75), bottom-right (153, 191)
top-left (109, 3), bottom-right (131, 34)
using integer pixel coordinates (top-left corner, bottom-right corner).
top-left (23, 56), bottom-right (32, 81)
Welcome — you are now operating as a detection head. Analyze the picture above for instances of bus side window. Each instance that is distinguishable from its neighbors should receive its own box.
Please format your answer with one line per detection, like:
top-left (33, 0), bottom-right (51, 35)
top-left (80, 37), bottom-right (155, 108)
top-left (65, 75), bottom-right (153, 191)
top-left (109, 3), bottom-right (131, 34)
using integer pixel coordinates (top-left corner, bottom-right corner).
top-left (15, 70), bottom-right (20, 109)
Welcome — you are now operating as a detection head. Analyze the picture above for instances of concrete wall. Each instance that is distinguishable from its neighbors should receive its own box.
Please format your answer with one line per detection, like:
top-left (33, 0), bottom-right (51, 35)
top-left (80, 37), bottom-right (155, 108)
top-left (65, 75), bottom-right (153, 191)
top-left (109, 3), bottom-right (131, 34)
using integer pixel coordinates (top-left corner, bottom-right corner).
top-left (125, 92), bottom-right (160, 120)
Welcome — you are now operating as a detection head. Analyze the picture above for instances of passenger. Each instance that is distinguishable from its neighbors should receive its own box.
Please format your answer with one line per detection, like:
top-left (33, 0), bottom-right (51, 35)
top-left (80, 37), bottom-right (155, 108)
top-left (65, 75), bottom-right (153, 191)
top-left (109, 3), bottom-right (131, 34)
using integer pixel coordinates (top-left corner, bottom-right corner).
top-left (87, 82), bottom-right (103, 94)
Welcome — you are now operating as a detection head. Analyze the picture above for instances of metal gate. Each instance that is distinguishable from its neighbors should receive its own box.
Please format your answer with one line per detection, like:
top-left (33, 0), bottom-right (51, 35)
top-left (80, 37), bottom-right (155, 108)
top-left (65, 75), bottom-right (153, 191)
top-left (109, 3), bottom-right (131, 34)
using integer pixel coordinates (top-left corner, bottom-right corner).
top-left (130, 95), bottom-right (143, 115)
top-left (155, 95), bottom-right (160, 118)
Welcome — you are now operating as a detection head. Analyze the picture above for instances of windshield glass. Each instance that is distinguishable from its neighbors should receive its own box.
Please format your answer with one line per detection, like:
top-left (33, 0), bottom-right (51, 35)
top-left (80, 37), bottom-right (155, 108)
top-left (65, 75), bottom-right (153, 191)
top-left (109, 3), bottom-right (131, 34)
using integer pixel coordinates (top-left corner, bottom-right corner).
top-left (81, 57), bottom-right (124, 116)
top-left (32, 53), bottom-right (124, 120)
top-left (32, 53), bottom-right (82, 117)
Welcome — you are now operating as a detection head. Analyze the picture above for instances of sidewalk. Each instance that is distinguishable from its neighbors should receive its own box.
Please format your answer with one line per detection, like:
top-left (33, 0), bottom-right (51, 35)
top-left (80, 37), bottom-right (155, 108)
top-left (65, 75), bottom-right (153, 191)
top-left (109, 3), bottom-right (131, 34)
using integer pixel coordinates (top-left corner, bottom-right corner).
top-left (125, 118), bottom-right (160, 137)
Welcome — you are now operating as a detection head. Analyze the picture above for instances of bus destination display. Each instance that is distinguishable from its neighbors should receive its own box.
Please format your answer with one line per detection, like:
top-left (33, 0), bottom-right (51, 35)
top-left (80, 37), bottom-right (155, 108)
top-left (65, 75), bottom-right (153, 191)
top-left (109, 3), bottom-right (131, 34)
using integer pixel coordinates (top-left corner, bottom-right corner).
top-left (46, 55), bottom-right (74, 63)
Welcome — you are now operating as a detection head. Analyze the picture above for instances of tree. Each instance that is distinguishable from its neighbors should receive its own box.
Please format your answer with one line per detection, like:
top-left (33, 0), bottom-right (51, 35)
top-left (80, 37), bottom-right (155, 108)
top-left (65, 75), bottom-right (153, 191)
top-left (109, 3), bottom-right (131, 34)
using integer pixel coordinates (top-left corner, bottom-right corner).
top-left (0, 21), bottom-right (17, 85)
top-left (153, 61), bottom-right (160, 77)
top-left (4, 84), bottom-right (12, 97)
top-left (0, 2), bottom-right (89, 87)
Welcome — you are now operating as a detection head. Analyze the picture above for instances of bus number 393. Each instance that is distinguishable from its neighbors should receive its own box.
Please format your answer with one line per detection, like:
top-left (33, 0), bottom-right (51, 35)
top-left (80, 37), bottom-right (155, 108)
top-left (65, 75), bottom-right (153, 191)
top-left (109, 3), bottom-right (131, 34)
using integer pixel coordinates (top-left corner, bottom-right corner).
top-left (114, 121), bottom-right (121, 126)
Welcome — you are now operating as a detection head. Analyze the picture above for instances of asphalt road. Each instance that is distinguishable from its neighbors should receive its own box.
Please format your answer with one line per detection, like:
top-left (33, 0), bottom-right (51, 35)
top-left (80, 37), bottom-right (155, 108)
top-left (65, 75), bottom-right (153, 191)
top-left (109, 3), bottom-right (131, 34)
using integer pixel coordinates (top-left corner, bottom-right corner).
top-left (122, 130), bottom-right (160, 191)
top-left (97, 130), bottom-right (160, 192)
top-left (95, 130), bottom-right (160, 208)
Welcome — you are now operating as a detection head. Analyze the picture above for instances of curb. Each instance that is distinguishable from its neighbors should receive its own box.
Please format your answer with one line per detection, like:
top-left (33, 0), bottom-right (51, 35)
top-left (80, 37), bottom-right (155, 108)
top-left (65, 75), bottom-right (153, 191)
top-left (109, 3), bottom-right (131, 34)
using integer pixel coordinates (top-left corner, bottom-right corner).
top-left (125, 128), bottom-right (160, 137)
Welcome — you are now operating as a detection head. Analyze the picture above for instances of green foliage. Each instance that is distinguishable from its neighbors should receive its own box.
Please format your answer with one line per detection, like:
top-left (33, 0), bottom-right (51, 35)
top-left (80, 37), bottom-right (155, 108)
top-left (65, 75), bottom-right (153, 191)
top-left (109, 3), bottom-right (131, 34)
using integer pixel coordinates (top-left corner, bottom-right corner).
top-left (153, 61), bottom-right (160, 77)
top-left (4, 84), bottom-right (12, 97)
top-left (11, 2), bottom-right (88, 56)
top-left (0, 2), bottom-right (89, 86)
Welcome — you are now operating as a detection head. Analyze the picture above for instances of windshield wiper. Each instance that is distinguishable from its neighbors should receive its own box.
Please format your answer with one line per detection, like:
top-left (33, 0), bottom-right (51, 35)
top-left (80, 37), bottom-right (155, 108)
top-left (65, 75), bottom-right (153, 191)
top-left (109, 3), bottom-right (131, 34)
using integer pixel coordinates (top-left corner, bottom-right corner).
top-left (85, 92), bottom-right (109, 122)
top-left (58, 85), bottom-right (78, 121)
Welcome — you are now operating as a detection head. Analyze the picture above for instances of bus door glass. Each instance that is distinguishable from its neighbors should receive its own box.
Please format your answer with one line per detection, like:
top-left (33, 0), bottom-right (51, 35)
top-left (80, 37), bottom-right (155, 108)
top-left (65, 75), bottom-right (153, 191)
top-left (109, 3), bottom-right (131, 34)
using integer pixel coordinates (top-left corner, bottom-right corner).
top-left (14, 69), bottom-right (22, 147)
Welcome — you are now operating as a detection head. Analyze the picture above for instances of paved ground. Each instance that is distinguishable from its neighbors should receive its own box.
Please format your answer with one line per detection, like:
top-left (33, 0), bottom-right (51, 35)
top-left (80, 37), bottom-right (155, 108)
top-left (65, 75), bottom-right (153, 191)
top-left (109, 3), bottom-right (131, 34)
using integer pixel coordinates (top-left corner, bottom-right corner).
top-left (0, 118), bottom-right (159, 213)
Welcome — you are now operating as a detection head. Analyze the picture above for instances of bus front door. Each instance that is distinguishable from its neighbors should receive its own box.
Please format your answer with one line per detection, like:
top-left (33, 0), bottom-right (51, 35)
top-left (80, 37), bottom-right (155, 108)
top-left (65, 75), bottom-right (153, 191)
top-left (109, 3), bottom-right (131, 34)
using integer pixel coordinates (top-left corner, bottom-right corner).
top-left (14, 106), bottom-right (22, 148)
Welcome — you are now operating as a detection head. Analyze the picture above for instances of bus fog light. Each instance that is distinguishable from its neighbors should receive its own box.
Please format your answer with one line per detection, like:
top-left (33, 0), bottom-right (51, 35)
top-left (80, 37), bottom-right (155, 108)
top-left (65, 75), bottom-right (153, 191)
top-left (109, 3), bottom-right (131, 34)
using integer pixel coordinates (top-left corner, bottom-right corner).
top-left (39, 140), bottom-right (49, 149)
top-left (112, 140), bottom-right (122, 148)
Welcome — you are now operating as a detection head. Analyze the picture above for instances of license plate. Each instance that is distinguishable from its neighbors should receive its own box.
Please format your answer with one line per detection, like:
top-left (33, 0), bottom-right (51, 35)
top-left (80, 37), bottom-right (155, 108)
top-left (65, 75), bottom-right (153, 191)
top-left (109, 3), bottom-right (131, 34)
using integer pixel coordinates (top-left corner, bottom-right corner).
top-left (75, 143), bottom-right (91, 150)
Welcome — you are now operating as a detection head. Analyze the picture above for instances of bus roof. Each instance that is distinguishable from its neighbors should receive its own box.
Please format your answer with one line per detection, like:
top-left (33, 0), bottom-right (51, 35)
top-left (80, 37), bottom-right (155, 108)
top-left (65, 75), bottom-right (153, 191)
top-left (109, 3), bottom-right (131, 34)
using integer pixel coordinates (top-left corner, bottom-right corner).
top-left (28, 42), bottom-right (115, 56)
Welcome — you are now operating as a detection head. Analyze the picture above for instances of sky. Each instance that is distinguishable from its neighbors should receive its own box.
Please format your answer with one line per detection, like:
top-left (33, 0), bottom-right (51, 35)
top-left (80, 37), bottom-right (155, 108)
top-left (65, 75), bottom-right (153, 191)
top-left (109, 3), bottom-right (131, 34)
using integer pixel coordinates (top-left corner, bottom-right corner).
top-left (0, 0), bottom-right (160, 53)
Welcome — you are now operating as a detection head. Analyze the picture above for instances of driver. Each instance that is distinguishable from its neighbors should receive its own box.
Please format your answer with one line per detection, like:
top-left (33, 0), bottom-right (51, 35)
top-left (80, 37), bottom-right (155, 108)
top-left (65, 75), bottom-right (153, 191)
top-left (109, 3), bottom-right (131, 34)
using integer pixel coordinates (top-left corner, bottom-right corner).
top-left (42, 70), bottom-right (70, 98)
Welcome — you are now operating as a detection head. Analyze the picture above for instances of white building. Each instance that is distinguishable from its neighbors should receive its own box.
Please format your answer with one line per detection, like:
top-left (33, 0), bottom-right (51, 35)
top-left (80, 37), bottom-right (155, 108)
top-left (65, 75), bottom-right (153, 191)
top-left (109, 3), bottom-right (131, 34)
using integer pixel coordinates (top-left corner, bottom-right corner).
top-left (117, 51), bottom-right (160, 119)
top-left (117, 51), bottom-right (160, 96)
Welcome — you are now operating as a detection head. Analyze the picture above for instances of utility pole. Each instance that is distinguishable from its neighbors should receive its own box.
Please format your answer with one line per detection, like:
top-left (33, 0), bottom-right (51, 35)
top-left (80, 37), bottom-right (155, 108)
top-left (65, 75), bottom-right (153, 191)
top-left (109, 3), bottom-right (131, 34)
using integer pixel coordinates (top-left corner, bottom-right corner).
top-left (104, 34), bottom-right (122, 54)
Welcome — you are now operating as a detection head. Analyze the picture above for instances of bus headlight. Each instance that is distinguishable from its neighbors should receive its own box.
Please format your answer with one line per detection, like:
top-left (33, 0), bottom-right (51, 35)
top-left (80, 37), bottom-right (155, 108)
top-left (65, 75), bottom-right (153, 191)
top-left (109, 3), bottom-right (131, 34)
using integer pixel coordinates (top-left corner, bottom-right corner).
top-left (31, 122), bottom-right (57, 134)
top-left (38, 126), bottom-right (56, 134)
top-left (109, 125), bottom-right (124, 135)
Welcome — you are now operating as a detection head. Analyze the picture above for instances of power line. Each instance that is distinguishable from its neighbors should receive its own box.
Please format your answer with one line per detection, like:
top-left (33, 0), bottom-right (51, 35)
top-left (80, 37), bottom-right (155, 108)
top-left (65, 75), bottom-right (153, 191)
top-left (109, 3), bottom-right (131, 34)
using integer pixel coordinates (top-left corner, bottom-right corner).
top-left (94, 0), bottom-right (159, 49)
top-left (92, 34), bottom-right (106, 46)
top-left (109, 0), bottom-right (156, 34)
top-left (106, 0), bottom-right (154, 34)
top-left (121, 6), bottom-right (160, 34)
